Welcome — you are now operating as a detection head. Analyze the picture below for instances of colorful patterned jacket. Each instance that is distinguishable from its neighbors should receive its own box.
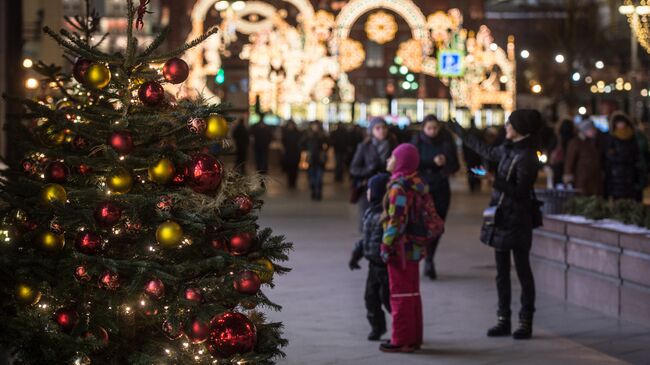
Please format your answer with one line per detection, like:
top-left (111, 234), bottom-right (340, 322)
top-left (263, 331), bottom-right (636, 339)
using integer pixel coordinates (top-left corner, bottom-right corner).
top-left (382, 173), bottom-right (428, 262)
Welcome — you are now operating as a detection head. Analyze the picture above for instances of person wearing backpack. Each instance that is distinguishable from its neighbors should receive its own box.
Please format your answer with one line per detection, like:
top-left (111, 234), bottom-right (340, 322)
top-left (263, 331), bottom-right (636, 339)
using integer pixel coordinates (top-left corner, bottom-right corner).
top-left (379, 144), bottom-right (444, 353)
top-left (349, 173), bottom-right (392, 341)
top-left (411, 115), bottom-right (459, 280)
top-left (448, 110), bottom-right (542, 340)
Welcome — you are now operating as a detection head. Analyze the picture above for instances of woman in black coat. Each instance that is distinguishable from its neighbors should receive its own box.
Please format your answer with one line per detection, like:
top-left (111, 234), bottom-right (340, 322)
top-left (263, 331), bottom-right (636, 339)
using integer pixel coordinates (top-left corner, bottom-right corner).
top-left (411, 115), bottom-right (459, 280)
top-left (449, 109), bottom-right (542, 340)
top-left (281, 120), bottom-right (302, 189)
top-left (604, 113), bottom-right (641, 201)
top-left (350, 117), bottom-right (396, 229)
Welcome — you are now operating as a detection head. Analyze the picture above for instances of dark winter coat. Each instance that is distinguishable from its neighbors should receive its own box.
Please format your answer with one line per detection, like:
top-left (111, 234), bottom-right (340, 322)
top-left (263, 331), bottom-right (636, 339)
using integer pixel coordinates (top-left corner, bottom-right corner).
top-left (604, 134), bottom-right (640, 200)
top-left (281, 127), bottom-right (302, 168)
top-left (564, 136), bottom-right (603, 196)
top-left (452, 122), bottom-right (539, 251)
top-left (350, 138), bottom-right (397, 179)
top-left (301, 132), bottom-right (329, 168)
top-left (352, 204), bottom-right (385, 265)
top-left (251, 122), bottom-right (274, 151)
top-left (330, 126), bottom-right (350, 154)
top-left (411, 131), bottom-right (460, 189)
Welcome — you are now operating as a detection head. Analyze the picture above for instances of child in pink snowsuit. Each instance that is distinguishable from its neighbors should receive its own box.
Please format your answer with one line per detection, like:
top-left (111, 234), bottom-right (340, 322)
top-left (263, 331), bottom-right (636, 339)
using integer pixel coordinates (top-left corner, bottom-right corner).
top-left (380, 143), bottom-right (427, 353)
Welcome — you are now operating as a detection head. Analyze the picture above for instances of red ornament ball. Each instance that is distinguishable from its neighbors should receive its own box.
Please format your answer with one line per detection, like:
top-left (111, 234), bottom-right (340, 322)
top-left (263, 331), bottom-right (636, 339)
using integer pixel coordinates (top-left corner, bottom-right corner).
top-left (233, 270), bottom-right (261, 295)
top-left (162, 320), bottom-right (183, 340)
top-left (184, 153), bottom-right (223, 194)
top-left (184, 287), bottom-right (203, 302)
top-left (74, 265), bottom-right (91, 282)
top-left (73, 58), bottom-right (93, 83)
top-left (162, 58), bottom-right (189, 84)
top-left (138, 81), bottom-right (165, 106)
top-left (186, 318), bottom-right (210, 344)
top-left (53, 307), bottom-right (79, 333)
top-left (98, 270), bottom-right (119, 290)
top-left (45, 161), bottom-right (69, 183)
top-left (207, 312), bottom-right (257, 358)
top-left (108, 130), bottom-right (133, 154)
top-left (93, 201), bottom-right (122, 227)
top-left (76, 164), bottom-right (92, 175)
top-left (187, 117), bottom-right (206, 134)
top-left (211, 238), bottom-right (227, 251)
top-left (144, 278), bottom-right (165, 300)
top-left (233, 195), bottom-right (253, 215)
top-left (75, 231), bottom-right (103, 255)
top-left (229, 232), bottom-right (254, 256)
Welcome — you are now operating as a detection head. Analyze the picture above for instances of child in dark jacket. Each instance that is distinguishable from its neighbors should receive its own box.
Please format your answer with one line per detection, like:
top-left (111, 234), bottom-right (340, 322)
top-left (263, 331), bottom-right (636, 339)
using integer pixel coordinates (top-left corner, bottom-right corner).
top-left (349, 173), bottom-right (392, 341)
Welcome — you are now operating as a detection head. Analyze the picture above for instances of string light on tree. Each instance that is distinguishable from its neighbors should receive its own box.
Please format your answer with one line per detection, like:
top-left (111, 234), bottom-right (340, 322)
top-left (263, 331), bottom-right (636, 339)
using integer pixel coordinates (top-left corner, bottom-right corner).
top-left (520, 49), bottom-right (530, 59)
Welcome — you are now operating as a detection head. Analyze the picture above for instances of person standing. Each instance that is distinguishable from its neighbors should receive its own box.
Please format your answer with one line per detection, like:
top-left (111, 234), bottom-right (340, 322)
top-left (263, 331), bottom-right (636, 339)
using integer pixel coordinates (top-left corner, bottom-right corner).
top-left (281, 120), bottom-right (302, 189)
top-left (232, 118), bottom-right (250, 175)
top-left (330, 122), bottom-right (351, 182)
top-left (462, 120), bottom-right (483, 193)
top-left (349, 173), bottom-right (392, 341)
top-left (302, 121), bottom-right (329, 200)
top-left (550, 119), bottom-right (576, 187)
top-left (250, 118), bottom-right (274, 174)
top-left (411, 115), bottom-right (459, 280)
top-left (449, 109), bottom-right (542, 340)
top-left (604, 112), bottom-right (641, 201)
top-left (563, 120), bottom-right (603, 196)
top-left (350, 117), bottom-right (396, 228)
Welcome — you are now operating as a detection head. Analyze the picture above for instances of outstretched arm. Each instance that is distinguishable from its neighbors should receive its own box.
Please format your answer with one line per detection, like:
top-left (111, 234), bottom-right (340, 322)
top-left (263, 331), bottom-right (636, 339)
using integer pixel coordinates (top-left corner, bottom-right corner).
top-left (448, 120), bottom-right (504, 162)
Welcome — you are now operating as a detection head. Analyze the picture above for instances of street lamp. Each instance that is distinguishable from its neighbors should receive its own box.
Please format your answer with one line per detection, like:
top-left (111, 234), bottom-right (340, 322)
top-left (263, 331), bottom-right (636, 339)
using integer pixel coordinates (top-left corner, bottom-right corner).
top-left (555, 54), bottom-right (565, 63)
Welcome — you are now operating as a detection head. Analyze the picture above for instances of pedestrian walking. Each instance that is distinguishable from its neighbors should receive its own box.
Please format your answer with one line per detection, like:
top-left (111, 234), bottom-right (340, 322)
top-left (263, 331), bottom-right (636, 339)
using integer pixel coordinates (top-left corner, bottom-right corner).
top-left (250, 118), bottom-right (274, 174)
top-left (302, 121), bottom-right (329, 200)
top-left (232, 118), bottom-right (250, 174)
top-left (563, 120), bottom-right (603, 196)
top-left (604, 112), bottom-right (641, 201)
top-left (281, 120), bottom-right (302, 189)
top-left (449, 109), bottom-right (543, 340)
top-left (330, 122), bottom-right (351, 182)
top-left (411, 115), bottom-right (459, 280)
top-left (550, 119), bottom-right (576, 187)
top-left (349, 173), bottom-right (392, 341)
top-left (350, 117), bottom-right (396, 229)
top-left (379, 144), bottom-right (444, 353)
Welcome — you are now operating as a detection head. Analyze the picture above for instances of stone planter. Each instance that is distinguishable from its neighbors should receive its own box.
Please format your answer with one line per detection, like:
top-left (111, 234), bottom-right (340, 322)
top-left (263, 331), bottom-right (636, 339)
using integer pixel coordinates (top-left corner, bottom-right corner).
top-left (531, 216), bottom-right (650, 326)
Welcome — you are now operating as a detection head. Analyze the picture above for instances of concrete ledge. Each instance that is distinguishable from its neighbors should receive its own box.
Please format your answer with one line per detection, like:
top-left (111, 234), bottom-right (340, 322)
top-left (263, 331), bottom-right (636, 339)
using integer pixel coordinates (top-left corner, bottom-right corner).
top-left (541, 216), bottom-right (567, 235)
top-left (567, 238), bottom-right (620, 277)
top-left (531, 230), bottom-right (566, 262)
top-left (620, 233), bottom-right (650, 255)
top-left (567, 267), bottom-right (620, 317)
top-left (621, 250), bottom-right (650, 287)
top-left (621, 282), bottom-right (650, 327)
top-left (566, 223), bottom-right (619, 247)
top-left (531, 257), bottom-right (566, 299)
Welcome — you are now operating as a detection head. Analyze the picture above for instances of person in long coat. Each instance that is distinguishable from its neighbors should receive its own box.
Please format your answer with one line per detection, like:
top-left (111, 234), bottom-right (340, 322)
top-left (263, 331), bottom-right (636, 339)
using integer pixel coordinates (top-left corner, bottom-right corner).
top-left (449, 109), bottom-right (542, 340)
top-left (281, 120), bottom-right (302, 189)
top-left (411, 115), bottom-right (459, 280)
top-left (301, 121), bottom-right (329, 200)
top-left (604, 112), bottom-right (642, 201)
top-left (350, 117), bottom-right (397, 229)
top-left (232, 118), bottom-right (250, 174)
top-left (563, 120), bottom-right (603, 196)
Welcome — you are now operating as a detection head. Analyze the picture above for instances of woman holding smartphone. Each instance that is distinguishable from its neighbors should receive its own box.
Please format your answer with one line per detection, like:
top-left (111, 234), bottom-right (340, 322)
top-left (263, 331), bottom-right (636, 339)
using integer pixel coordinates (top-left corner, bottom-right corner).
top-left (448, 110), bottom-right (542, 340)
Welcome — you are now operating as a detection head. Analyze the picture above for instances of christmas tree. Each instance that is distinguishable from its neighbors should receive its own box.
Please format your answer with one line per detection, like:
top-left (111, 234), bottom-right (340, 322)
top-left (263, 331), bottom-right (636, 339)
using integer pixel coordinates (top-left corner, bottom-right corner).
top-left (0, 1), bottom-right (291, 364)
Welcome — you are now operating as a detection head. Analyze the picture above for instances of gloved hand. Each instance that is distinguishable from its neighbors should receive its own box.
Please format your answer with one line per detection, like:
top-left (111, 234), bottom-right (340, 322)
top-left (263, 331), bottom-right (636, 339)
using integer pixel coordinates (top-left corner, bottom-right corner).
top-left (447, 119), bottom-right (466, 137)
top-left (349, 249), bottom-right (363, 271)
top-left (380, 244), bottom-right (394, 264)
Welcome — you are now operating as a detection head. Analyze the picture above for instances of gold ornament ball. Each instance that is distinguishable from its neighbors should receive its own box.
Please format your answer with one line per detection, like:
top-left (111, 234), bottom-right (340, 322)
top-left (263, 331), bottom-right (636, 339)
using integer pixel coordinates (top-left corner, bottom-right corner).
top-left (107, 168), bottom-right (133, 194)
top-left (15, 283), bottom-right (41, 306)
top-left (41, 184), bottom-right (67, 206)
top-left (156, 220), bottom-right (183, 248)
top-left (253, 258), bottom-right (275, 283)
top-left (148, 158), bottom-right (175, 184)
top-left (85, 63), bottom-right (111, 90)
top-left (205, 114), bottom-right (229, 139)
top-left (38, 231), bottom-right (65, 252)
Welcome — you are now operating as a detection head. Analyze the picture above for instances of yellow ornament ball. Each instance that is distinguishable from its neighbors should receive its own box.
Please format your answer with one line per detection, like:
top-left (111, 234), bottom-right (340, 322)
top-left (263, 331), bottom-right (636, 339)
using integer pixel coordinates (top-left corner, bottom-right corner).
top-left (38, 231), bottom-right (65, 252)
top-left (15, 283), bottom-right (41, 306)
top-left (253, 258), bottom-right (275, 283)
top-left (85, 63), bottom-right (111, 90)
top-left (148, 158), bottom-right (175, 184)
top-left (41, 184), bottom-right (67, 206)
top-left (156, 220), bottom-right (183, 248)
top-left (205, 114), bottom-right (229, 139)
top-left (107, 168), bottom-right (133, 194)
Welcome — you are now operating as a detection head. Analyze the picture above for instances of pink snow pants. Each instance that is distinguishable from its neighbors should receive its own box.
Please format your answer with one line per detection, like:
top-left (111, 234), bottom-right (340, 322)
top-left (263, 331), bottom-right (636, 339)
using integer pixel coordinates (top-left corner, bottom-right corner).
top-left (387, 260), bottom-right (423, 346)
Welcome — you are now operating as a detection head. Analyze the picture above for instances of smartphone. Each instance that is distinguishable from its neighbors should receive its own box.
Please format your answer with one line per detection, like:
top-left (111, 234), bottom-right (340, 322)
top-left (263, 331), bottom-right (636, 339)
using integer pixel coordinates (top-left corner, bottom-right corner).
top-left (470, 167), bottom-right (487, 176)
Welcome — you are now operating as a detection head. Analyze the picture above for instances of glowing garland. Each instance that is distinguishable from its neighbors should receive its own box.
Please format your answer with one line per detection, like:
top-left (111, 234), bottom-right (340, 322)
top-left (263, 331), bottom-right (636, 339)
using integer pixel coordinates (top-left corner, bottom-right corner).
top-left (364, 11), bottom-right (398, 44)
top-left (339, 39), bottom-right (366, 72)
top-left (623, 0), bottom-right (650, 54)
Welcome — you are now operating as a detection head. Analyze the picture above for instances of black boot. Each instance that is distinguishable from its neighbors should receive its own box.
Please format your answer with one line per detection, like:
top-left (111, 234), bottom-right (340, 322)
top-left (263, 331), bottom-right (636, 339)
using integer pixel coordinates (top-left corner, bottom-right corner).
top-left (487, 316), bottom-right (511, 337)
top-left (513, 315), bottom-right (533, 340)
top-left (367, 327), bottom-right (386, 341)
top-left (424, 261), bottom-right (437, 280)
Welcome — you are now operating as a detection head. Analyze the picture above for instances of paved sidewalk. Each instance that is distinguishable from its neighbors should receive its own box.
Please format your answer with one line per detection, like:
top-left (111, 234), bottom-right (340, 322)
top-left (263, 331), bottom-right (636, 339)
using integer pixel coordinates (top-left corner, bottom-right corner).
top-left (259, 175), bottom-right (650, 365)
